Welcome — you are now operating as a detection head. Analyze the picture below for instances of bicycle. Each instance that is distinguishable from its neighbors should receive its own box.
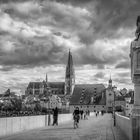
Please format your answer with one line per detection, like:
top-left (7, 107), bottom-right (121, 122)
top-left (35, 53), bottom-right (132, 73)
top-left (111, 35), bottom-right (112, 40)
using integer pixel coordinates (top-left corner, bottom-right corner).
top-left (73, 115), bottom-right (79, 129)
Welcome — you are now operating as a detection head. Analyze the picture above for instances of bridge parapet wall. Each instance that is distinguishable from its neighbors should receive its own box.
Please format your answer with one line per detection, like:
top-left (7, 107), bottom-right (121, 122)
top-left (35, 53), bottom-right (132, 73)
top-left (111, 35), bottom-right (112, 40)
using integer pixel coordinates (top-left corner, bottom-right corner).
top-left (115, 112), bottom-right (132, 140)
top-left (0, 114), bottom-right (72, 137)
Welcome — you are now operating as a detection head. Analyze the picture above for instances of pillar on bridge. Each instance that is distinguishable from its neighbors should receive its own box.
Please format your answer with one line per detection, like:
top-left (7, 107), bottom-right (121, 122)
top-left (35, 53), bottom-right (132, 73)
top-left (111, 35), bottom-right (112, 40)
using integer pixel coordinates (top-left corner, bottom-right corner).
top-left (130, 16), bottom-right (140, 140)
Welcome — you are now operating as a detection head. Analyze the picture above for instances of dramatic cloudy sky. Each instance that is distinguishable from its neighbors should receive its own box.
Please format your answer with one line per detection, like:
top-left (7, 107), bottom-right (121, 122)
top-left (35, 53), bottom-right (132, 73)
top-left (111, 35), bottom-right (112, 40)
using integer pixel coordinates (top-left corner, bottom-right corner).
top-left (0, 0), bottom-right (139, 93)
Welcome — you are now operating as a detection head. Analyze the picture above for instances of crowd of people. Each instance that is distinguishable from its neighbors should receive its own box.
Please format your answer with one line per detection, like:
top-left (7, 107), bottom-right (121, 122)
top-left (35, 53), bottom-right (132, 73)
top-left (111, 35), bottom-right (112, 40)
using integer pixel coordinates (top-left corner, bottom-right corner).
top-left (72, 107), bottom-right (106, 129)
top-left (72, 107), bottom-right (91, 128)
top-left (50, 106), bottom-right (91, 128)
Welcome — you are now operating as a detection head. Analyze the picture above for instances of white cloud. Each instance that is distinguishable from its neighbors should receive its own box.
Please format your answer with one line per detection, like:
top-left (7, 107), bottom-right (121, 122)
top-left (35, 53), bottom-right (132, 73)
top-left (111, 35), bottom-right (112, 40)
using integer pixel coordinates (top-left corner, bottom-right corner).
top-left (0, 0), bottom-right (135, 92)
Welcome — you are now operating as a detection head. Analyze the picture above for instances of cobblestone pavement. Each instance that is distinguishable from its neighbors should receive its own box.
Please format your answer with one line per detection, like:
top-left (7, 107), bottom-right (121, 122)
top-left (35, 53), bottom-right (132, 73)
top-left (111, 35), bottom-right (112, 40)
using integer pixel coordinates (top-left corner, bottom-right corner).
top-left (0, 114), bottom-right (127, 140)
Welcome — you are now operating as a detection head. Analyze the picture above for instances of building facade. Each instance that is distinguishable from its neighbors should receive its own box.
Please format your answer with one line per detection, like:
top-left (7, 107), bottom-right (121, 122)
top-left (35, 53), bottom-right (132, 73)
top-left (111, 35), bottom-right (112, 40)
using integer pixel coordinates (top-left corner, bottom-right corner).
top-left (124, 97), bottom-right (133, 117)
top-left (106, 77), bottom-right (115, 112)
top-left (69, 84), bottom-right (106, 112)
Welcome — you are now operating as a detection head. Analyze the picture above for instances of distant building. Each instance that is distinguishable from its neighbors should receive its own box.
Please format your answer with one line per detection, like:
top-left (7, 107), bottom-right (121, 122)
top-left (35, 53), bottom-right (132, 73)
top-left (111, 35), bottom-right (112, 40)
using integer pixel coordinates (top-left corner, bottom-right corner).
top-left (26, 50), bottom-right (75, 106)
top-left (26, 80), bottom-right (48, 95)
top-left (48, 82), bottom-right (65, 95)
top-left (120, 88), bottom-right (128, 96)
top-left (124, 96), bottom-right (134, 117)
top-left (115, 96), bottom-right (125, 112)
top-left (106, 76), bottom-right (115, 112)
top-left (49, 95), bottom-right (62, 109)
top-left (69, 84), bottom-right (106, 112)
top-left (115, 96), bottom-right (125, 107)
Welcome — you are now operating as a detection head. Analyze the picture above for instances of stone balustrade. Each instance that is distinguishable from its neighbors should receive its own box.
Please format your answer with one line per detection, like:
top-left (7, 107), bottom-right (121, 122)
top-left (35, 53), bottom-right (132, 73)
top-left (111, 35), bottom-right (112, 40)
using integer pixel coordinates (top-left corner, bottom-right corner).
top-left (115, 112), bottom-right (132, 140)
top-left (0, 113), bottom-right (72, 137)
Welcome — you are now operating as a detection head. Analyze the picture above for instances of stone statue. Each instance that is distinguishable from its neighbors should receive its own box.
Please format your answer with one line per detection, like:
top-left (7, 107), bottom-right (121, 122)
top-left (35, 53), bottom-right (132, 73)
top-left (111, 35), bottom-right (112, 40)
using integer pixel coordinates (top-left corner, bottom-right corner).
top-left (130, 16), bottom-right (140, 82)
top-left (130, 17), bottom-right (140, 138)
top-left (135, 15), bottom-right (140, 41)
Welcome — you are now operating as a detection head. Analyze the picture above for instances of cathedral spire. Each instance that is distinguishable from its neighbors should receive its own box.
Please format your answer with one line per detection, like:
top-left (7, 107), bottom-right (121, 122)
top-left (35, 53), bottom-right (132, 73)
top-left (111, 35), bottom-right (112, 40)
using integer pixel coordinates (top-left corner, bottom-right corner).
top-left (108, 73), bottom-right (112, 88)
top-left (46, 73), bottom-right (48, 82)
top-left (65, 49), bottom-right (75, 95)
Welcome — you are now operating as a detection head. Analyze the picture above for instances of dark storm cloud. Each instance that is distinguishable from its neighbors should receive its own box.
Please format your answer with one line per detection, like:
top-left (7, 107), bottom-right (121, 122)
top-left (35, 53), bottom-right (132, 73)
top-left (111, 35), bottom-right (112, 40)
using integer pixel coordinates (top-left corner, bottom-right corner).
top-left (115, 60), bottom-right (130, 69)
top-left (90, 0), bottom-right (140, 39)
top-left (0, 38), bottom-right (67, 67)
top-left (117, 72), bottom-right (130, 78)
top-left (114, 77), bottom-right (131, 84)
top-left (94, 72), bottom-right (105, 79)
top-left (73, 44), bottom-right (125, 66)
top-left (48, 0), bottom-right (139, 69)
top-left (0, 0), bottom-right (138, 69)
top-left (57, 0), bottom-right (139, 50)
top-left (55, 0), bottom-right (93, 4)
top-left (0, 0), bottom-right (23, 3)
top-left (0, 0), bottom-right (136, 92)
top-left (97, 64), bottom-right (105, 69)
top-left (0, 66), bottom-right (17, 71)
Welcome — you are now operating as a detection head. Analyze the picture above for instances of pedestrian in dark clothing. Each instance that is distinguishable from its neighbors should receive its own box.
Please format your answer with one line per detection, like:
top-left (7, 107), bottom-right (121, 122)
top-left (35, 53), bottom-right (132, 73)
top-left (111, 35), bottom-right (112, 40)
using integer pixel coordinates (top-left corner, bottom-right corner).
top-left (80, 110), bottom-right (83, 119)
top-left (96, 111), bottom-right (98, 117)
top-left (101, 110), bottom-right (104, 116)
top-left (73, 107), bottom-right (80, 123)
top-left (88, 110), bottom-right (90, 116)
top-left (52, 107), bottom-right (58, 126)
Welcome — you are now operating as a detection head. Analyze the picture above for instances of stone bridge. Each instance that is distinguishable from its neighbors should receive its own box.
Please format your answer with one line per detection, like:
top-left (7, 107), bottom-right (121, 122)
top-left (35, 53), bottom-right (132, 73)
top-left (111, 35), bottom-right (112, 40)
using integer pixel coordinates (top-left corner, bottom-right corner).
top-left (0, 113), bottom-right (126, 140)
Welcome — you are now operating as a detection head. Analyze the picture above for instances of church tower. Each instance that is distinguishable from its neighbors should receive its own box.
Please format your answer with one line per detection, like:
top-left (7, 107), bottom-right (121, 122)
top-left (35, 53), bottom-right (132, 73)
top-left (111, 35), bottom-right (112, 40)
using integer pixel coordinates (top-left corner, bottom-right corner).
top-left (108, 74), bottom-right (112, 89)
top-left (46, 73), bottom-right (48, 82)
top-left (65, 50), bottom-right (75, 95)
top-left (106, 74), bottom-right (114, 112)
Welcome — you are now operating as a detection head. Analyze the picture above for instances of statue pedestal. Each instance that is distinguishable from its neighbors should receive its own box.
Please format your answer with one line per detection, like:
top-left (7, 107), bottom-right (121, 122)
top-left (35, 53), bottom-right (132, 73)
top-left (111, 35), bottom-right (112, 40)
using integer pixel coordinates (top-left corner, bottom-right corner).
top-left (132, 107), bottom-right (140, 140)
top-left (131, 40), bottom-right (140, 140)
top-left (131, 82), bottom-right (140, 140)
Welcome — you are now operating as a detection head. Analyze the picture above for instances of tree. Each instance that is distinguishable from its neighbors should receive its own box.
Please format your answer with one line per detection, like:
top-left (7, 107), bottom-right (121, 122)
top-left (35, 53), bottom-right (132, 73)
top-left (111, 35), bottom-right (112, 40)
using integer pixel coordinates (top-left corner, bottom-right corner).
top-left (34, 103), bottom-right (41, 112)
top-left (10, 98), bottom-right (22, 111)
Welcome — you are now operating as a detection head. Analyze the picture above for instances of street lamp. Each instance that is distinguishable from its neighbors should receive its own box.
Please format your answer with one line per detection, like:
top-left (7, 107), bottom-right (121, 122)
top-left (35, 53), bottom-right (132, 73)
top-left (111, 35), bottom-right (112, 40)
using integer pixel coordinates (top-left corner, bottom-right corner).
top-left (113, 89), bottom-right (116, 126)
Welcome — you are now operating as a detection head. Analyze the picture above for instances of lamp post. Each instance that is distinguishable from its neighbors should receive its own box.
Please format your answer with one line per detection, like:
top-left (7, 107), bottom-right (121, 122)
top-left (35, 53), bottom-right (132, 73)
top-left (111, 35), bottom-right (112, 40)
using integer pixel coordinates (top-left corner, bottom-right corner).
top-left (113, 89), bottom-right (116, 126)
top-left (48, 90), bottom-right (51, 126)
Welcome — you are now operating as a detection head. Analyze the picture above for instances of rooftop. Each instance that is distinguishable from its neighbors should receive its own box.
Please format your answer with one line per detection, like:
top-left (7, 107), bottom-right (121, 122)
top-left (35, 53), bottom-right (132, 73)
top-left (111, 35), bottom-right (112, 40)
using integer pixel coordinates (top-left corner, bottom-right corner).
top-left (48, 82), bottom-right (65, 89)
top-left (70, 84), bottom-right (106, 105)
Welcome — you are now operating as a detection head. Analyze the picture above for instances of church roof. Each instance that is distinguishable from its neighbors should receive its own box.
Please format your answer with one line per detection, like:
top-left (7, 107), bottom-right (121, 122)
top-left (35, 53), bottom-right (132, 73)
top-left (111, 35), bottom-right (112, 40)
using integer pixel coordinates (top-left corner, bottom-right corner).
top-left (48, 82), bottom-right (65, 89)
top-left (70, 84), bottom-right (106, 105)
top-left (27, 82), bottom-right (42, 89)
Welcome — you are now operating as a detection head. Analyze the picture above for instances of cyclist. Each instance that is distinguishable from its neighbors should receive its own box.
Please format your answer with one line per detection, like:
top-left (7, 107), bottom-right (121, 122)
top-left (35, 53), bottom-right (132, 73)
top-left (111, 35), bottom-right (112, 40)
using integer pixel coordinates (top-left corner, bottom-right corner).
top-left (73, 107), bottom-right (80, 129)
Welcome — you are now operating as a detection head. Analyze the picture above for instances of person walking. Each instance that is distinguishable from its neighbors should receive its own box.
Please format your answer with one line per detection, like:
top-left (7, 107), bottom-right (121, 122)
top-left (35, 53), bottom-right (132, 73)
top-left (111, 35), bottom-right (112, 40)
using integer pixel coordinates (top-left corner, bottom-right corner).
top-left (73, 107), bottom-right (80, 128)
top-left (80, 110), bottom-right (83, 119)
top-left (96, 111), bottom-right (98, 117)
top-left (52, 107), bottom-right (58, 126)
top-left (87, 110), bottom-right (90, 116)
top-left (84, 110), bottom-right (87, 119)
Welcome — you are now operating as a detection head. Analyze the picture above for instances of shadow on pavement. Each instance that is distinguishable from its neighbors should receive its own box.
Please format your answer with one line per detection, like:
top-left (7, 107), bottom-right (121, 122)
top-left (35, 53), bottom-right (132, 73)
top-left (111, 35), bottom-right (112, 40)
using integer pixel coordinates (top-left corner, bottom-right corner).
top-left (41, 127), bottom-right (74, 131)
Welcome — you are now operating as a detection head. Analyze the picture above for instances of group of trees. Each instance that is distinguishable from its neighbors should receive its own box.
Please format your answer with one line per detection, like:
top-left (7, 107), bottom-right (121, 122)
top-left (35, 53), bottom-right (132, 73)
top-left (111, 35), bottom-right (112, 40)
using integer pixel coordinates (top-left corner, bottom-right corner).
top-left (0, 98), bottom-right (22, 112)
top-left (0, 96), bottom-right (47, 117)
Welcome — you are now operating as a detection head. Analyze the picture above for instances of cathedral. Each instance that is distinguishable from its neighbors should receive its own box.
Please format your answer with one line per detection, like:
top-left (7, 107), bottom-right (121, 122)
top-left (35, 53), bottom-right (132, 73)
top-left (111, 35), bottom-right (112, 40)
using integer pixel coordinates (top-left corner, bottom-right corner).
top-left (26, 49), bottom-right (107, 110)
top-left (26, 50), bottom-right (75, 99)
